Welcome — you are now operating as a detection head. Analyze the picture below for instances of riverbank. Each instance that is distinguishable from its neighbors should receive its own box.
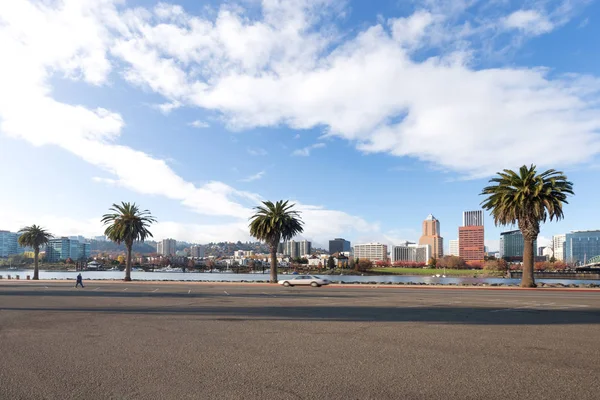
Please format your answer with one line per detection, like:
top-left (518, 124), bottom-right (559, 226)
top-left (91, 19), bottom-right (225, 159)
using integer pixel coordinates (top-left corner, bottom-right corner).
top-left (370, 267), bottom-right (495, 277)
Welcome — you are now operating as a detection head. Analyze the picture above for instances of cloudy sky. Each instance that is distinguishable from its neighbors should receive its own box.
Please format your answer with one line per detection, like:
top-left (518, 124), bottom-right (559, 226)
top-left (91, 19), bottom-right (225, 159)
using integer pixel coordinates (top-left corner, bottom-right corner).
top-left (1, 0), bottom-right (599, 250)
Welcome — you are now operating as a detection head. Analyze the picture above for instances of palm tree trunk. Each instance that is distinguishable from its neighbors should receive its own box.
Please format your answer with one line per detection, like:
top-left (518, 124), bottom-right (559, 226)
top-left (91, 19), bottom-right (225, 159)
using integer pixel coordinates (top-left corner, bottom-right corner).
top-left (33, 247), bottom-right (39, 280)
top-left (125, 245), bottom-right (132, 281)
top-left (270, 246), bottom-right (278, 284)
top-left (521, 237), bottom-right (536, 288)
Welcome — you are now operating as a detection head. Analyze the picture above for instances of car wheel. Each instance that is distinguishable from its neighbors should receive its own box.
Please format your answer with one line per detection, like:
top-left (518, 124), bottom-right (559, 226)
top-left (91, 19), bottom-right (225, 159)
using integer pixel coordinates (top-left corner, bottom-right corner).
top-left (311, 282), bottom-right (319, 287)
top-left (283, 281), bottom-right (290, 287)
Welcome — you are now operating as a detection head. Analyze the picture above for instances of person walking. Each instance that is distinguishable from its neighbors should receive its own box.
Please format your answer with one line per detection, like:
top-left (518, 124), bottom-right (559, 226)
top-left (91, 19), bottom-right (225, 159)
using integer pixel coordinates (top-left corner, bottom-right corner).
top-left (75, 273), bottom-right (84, 288)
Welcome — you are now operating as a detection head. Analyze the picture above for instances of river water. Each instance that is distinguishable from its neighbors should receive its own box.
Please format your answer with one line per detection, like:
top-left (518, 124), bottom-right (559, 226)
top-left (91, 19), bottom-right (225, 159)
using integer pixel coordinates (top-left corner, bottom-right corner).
top-left (2, 270), bottom-right (599, 285)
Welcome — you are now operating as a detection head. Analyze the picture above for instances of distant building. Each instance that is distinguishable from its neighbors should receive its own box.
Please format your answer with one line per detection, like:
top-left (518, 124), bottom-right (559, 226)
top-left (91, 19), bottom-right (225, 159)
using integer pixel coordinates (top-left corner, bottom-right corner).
top-left (463, 210), bottom-right (483, 227)
top-left (353, 243), bottom-right (388, 261)
top-left (190, 245), bottom-right (205, 258)
top-left (449, 239), bottom-right (459, 257)
top-left (419, 214), bottom-right (443, 258)
top-left (329, 238), bottom-right (351, 255)
top-left (0, 230), bottom-right (19, 257)
top-left (459, 226), bottom-right (485, 261)
top-left (93, 236), bottom-right (107, 242)
top-left (500, 230), bottom-right (537, 262)
top-left (542, 247), bottom-right (553, 259)
top-left (538, 246), bottom-right (546, 257)
top-left (391, 241), bottom-right (430, 263)
top-left (282, 240), bottom-right (311, 257)
top-left (565, 230), bottom-right (600, 265)
top-left (45, 237), bottom-right (90, 262)
top-left (157, 239), bottom-right (177, 256)
top-left (552, 234), bottom-right (566, 261)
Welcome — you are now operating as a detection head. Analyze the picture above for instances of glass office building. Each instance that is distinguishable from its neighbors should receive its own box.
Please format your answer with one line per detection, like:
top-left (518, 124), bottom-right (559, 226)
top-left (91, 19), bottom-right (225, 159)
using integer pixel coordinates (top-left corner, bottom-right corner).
top-left (564, 230), bottom-right (600, 265)
top-left (0, 230), bottom-right (19, 257)
top-left (500, 230), bottom-right (537, 262)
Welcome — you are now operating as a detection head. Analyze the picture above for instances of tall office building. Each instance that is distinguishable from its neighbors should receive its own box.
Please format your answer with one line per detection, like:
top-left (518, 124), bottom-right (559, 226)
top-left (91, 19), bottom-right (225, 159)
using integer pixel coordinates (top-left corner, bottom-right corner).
top-left (419, 214), bottom-right (443, 258)
top-left (552, 234), bottom-right (566, 261)
top-left (463, 210), bottom-right (483, 227)
top-left (459, 210), bottom-right (484, 261)
top-left (564, 230), bottom-right (600, 265)
top-left (391, 241), bottom-right (430, 263)
top-left (190, 245), bottom-right (205, 258)
top-left (329, 238), bottom-right (351, 254)
top-left (0, 230), bottom-right (19, 257)
top-left (299, 240), bottom-right (311, 257)
top-left (157, 239), bottom-right (177, 256)
top-left (353, 243), bottom-right (388, 261)
top-left (449, 239), bottom-right (459, 256)
top-left (45, 237), bottom-right (90, 262)
top-left (500, 230), bottom-right (537, 262)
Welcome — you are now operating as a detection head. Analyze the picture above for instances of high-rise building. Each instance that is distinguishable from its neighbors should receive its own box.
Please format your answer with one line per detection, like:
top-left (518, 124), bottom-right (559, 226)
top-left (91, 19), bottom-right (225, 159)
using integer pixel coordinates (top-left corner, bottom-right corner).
top-left (564, 230), bottom-right (600, 265)
top-left (538, 246), bottom-right (546, 257)
top-left (45, 237), bottom-right (90, 262)
top-left (282, 240), bottom-right (312, 257)
top-left (190, 245), bottom-right (205, 258)
top-left (459, 226), bottom-right (485, 261)
top-left (463, 210), bottom-right (484, 227)
top-left (0, 230), bottom-right (19, 257)
top-left (158, 239), bottom-right (177, 256)
top-left (329, 238), bottom-right (351, 254)
top-left (458, 210), bottom-right (484, 261)
top-left (391, 241), bottom-right (430, 263)
top-left (552, 234), bottom-right (566, 261)
top-left (353, 243), bottom-right (388, 261)
top-left (500, 230), bottom-right (537, 262)
top-left (419, 214), bottom-right (443, 258)
top-left (449, 239), bottom-right (459, 256)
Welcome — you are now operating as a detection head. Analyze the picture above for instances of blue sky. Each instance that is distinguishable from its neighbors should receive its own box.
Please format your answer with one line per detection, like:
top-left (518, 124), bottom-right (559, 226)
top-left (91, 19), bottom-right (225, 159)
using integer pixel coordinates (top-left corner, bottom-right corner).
top-left (1, 0), bottom-right (599, 251)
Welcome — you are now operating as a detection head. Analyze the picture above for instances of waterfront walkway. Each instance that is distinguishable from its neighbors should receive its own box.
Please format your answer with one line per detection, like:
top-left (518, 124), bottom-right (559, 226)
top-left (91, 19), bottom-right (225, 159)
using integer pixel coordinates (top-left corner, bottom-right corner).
top-left (1, 282), bottom-right (599, 399)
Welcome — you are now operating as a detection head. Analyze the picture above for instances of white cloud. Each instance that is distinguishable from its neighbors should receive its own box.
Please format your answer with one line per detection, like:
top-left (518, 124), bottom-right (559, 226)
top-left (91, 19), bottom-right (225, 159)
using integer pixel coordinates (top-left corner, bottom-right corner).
top-left (155, 101), bottom-right (182, 114)
top-left (390, 10), bottom-right (436, 49)
top-left (247, 147), bottom-right (268, 156)
top-left (240, 170), bottom-right (265, 182)
top-left (189, 119), bottom-right (210, 128)
top-left (292, 142), bottom-right (326, 157)
top-left (503, 10), bottom-right (554, 35)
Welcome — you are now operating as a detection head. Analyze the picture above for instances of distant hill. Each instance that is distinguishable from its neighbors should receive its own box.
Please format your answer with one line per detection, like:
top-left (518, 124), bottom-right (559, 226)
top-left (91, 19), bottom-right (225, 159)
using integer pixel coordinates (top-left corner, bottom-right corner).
top-left (90, 240), bottom-right (156, 255)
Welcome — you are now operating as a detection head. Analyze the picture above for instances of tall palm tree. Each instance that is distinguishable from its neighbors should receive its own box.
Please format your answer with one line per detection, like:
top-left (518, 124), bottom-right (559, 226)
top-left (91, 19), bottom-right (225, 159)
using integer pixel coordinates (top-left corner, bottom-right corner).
top-left (101, 202), bottom-right (156, 281)
top-left (249, 200), bottom-right (304, 283)
top-left (18, 225), bottom-right (53, 280)
top-left (481, 165), bottom-right (574, 287)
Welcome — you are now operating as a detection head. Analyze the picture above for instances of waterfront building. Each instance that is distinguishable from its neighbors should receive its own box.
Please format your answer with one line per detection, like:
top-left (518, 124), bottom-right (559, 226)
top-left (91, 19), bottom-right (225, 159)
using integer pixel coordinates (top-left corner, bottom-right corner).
top-left (329, 238), bottom-right (351, 255)
top-left (299, 240), bottom-right (311, 257)
top-left (418, 214), bottom-right (443, 258)
top-left (552, 234), bottom-right (566, 261)
top-left (46, 237), bottom-right (71, 262)
top-left (190, 245), bottom-right (205, 258)
top-left (564, 230), bottom-right (600, 265)
top-left (500, 230), bottom-right (537, 262)
top-left (353, 243), bottom-right (388, 261)
top-left (0, 230), bottom-right (19, 257)
top-left (157, 239), bottom-right (177, 256)
top-left (449, 239), bottom-right (459, 256)
top-left (459, 210), bottom-right (485, 261)
top-left (391, 241), bottom-right (430, 263)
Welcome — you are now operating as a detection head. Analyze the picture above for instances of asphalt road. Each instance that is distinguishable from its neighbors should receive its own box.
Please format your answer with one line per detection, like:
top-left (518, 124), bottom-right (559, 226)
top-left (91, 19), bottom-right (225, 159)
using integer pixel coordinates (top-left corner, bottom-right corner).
top-left (1, 281), bottom-right (599, 400)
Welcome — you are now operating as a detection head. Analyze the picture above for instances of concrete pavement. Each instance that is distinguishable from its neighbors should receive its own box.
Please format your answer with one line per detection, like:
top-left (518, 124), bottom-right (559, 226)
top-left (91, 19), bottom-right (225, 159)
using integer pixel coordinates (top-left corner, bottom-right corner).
top-left (1, 281), bottom-right (599, 399)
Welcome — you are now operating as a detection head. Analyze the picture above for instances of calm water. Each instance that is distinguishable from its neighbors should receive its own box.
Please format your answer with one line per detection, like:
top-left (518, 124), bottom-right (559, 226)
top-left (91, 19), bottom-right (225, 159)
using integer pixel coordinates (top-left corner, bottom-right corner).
top-left (2, 270), bottom-right (599, 285)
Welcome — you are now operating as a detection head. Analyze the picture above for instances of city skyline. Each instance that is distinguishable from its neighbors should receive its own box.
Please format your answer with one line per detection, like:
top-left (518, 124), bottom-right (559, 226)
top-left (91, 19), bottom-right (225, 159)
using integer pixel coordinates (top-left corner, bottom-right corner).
top-left (1, 1), bottom-right (599, 252)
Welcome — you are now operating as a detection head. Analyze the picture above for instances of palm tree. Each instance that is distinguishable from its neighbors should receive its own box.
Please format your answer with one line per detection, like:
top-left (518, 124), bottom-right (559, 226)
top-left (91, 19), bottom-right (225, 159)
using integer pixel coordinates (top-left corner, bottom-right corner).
top-left (101, 202), bottom-right (156, 281)
top-left (481, 165), bottom-right (574, 287)
top-left (18, 225), bottom-right (52, 280)
top-left (249, 200), bottom-right (304, 283)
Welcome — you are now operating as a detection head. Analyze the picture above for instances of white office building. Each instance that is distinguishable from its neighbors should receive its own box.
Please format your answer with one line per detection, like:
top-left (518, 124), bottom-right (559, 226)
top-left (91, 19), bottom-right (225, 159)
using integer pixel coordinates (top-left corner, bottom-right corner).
top-left (449, 239), bottom-right (459, 256)
top-left (552, 234), bottom-right (566, 261)
top-left (157, 239), bottom-right (177, 256)
top-left (391, 242), bottom-right (430, 263)
top-left (353, 243), bottom-right (388, 261)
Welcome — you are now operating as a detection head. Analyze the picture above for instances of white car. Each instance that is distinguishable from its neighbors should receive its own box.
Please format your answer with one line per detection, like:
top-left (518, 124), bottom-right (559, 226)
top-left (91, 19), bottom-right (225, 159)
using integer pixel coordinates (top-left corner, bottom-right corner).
top-left (278, 275), bottom-right (330, 287)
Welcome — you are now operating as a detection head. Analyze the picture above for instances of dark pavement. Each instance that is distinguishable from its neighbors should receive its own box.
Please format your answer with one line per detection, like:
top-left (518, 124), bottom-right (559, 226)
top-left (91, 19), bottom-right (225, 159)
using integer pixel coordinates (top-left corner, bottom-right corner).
top-left (1, 282), bottom-right (599, 399)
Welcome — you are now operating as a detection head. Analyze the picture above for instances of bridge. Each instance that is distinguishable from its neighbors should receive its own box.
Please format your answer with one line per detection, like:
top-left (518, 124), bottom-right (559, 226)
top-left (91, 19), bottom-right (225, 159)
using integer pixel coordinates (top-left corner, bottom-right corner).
top-left (577, 255), bottom-right (600, 269)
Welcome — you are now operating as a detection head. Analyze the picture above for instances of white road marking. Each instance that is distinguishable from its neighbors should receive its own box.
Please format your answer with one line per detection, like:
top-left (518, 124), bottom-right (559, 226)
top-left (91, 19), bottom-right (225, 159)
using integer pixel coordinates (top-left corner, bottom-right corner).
top-left (93, 287), bottom-right (100, 291)
top-left (44, 286), bottom-right (48, 289)
top-left (152, 288), bottom-right (159, 292)
top-left (188, 290), bottom-right (191, 294)
top-left (224, 291), bottom-right (230, 296)
top-left (261, 292), bottom-right (276, 297)
top-left (122, 288), bottom-right (128, 291)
